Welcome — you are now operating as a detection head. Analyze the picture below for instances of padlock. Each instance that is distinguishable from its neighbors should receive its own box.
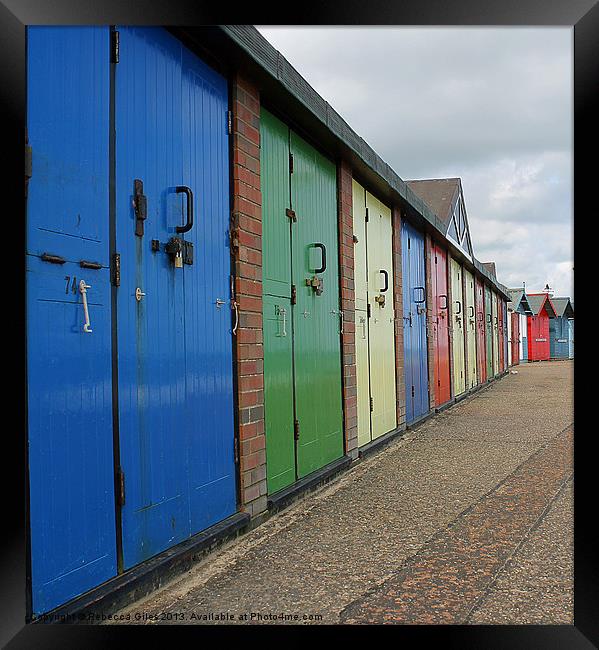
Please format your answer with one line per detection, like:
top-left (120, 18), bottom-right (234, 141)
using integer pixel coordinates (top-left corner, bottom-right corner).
top-left (375, 294), bottom-right (386, 308)
top-left (165, 236), bottom-right (184, 268)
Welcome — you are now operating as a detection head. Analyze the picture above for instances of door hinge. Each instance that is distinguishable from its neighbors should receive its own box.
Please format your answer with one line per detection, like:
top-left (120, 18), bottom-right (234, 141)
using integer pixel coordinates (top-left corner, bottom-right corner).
top-left (25, 142), bottom-right (32, 198)
top-left (365, 207), bottom-right (369, 223)
top-left (370, 397), bottom-right (374, 412)
top-left (291, 284), bottom-right (297, 305)
top-left (286, 208), bottom-right (297, 222)
top-left (294, 419), bottom-right (300, 440)
top-left (112, 253), bottom-right (121, 286)
top-left (111, 30), bottom-right (119, 64)
top-left (367, 303), bottom-right (371, 318)
top-left (411, 385), bottom-right (415, 398)
top-left (408, 237), bottom-right (411, 250)
top-left (227, 110), bottom-right (232, 135)
top-left (435, 255), bottom-right (438, 264)
top-left (234, 437), bottom-right (239, 464)
top-left (289, 152), bottom-right (294, 174)
top-left (116, 468), bottom-right (125, 506)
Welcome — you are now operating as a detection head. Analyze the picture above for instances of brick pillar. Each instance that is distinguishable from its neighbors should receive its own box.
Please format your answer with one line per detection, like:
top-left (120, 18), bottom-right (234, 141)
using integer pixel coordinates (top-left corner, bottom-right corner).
top-left (337, 161), bottom-right (358, 459)
top-left (392, 206), bottom-right (406, 429)
top-left (230, 74), bottom-right (267, 517)
top-left (425, 234), bottom-right (437, 408)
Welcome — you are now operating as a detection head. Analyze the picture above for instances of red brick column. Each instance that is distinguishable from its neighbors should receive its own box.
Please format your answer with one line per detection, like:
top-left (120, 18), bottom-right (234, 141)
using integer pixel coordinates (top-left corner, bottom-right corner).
top-left (230, 74), bottom-right (267, 517)
top-left (337, 161), bottom-right (358, 459)
top-left (425, 234), bottom-right (437, 408)
top-left (392, 206), bottom-right (406, 429)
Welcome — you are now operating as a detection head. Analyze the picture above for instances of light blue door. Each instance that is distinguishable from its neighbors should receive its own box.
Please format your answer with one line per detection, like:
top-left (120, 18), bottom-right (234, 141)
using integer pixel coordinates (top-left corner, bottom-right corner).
top-left (115, 27), bottom-right (236, 569)
top-left (26, 27), bottom-right (117, 615)
top-left (116, 27), bottom-right (236, 568)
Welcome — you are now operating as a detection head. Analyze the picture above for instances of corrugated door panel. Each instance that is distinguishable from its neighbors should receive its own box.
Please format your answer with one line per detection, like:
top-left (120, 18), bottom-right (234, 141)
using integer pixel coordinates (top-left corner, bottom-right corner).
top-left (290, 130), bottom-right (344, 478)
top-left (181, 43), bottom-right (236, 534)
top-left (263, 295), bottom-right (295, 492)
top-left (508, 308), bottom-right (513, 366)
top-left (475, 277), bottom-right (487, 383)
top-left (568, 320), bottom-right (574, 358)
top-left (511, 312), bottom-right (520, 365)
top-left (463, 268), bottom-right (477, 389)
top-left (352, 180), bottom-right (368, 312)
top-left (450, 257), bottom-right (465, 396)
top-left (352, 180), bottom-right (371, 446)
top-left (402, 221), bottom-right (429, 423)
top-left (491, 291), bottom-right (499, 375)
top-left (520, 313), bottom-right (528, 361)
top-left (116, 26), bottom-right (189, 569)
top-left (26, 26), bottom-right (117, 615)
top-left (366, 192), bottom-right (397, 439)
top-left (497, 300), bottom-right (505, 371)
top-left (485, 286), bottom-right (494, 377)
top-left (355, 311), bottom-right (371, 447)
top-left (549, 317), bottom-right (557, 358)
top-left (431, 243), bottom-right (451, 406)
top-left (261, 109), bottom-right (292, 299)
top-left (261, 110), bottom-right (295, 492)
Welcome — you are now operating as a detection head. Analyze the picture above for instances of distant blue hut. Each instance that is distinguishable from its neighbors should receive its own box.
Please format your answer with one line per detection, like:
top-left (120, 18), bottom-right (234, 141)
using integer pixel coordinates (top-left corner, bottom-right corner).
top-left (549, 297), bottom-right (574, 359)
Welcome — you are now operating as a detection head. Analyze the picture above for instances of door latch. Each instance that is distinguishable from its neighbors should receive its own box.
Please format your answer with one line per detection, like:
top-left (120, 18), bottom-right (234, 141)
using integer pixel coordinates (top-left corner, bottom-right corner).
top-left (306, 275), bottom-right (324, 295)
top-left (133, 179), bottom-right (147, 237)
top-left (165, 236), bottom-right (184, 268)
top-left (79, 280), bottom-right (92, 333)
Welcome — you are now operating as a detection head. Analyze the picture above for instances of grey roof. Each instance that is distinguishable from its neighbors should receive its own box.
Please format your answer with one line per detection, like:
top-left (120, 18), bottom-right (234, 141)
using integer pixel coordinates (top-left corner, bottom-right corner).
top-left (550, 297), bottom-right (574, 318)
top-left (507, 288), bottom-right (533, 314)
top-left (208, 26), bottom-right (511, 301)
top-left (482, 262), bottom-right (497, 278)
top-left (405, 178), bottom-right (461, 227)
top-left (526, 293), bottom-right (557, 318)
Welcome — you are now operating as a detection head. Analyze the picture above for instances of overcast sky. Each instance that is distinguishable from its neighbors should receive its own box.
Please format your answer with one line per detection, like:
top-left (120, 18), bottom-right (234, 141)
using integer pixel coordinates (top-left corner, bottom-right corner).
top-left (257, 27), bottom-right (573, 299)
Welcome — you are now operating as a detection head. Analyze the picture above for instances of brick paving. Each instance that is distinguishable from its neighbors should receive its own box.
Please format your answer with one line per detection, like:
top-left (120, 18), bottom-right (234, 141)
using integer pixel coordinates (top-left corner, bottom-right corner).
top-left (109, 360), bottom-right (573, 625)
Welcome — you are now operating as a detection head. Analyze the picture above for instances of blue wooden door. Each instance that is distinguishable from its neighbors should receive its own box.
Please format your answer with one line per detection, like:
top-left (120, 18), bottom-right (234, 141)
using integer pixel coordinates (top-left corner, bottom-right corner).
top-left (401, 221), bottom-right (429, 423)
top-left (26, 27), bottom-right (117, 615)
top-left (115, 27), bottom-right (236, 569)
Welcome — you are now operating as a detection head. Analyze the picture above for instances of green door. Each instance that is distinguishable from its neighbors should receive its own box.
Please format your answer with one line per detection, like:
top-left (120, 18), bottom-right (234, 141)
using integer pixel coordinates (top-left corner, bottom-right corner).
top-left (261, 109), bottom-right (344, 491)
top-left (261, 110), bottom-right (295, 493)
top-left (290, 130), bottom-right (344, 478)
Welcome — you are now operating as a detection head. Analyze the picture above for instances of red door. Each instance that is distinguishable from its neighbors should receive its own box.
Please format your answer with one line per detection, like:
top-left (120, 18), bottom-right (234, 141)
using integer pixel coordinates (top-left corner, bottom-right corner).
top-left (431, 242), bottom-right (451, 406)
top-left (511, 312), bottom-right (520, 366)
top-left (497, 302), bottom-right (504, 371)
top-left (475, 276), bottom-right (487, 383)
top-left (527, 311), bottom-right (550, 360)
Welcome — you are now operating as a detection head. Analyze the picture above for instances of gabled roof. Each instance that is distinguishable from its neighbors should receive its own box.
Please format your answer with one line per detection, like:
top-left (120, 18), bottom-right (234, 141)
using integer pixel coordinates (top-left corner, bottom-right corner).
top-left (550, 297), bottom-right (574, 318)
top-left (507, 288), bottom-right (533, 314)
top-left (406, 178), bottom-right (473, 258)
top-left (526, 293), bottom-right (557, 318)
top-left (482, 262), bottom-right (497, 278)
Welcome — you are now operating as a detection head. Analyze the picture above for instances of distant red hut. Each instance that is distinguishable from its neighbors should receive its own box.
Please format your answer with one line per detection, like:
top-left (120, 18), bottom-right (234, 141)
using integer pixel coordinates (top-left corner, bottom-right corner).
top-left (525, 293), bottom-right (557, 361)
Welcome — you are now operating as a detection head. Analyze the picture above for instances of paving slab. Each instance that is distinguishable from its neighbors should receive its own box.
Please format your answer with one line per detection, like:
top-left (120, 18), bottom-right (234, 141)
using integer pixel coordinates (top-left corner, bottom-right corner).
top-left (108, 360), bottom-right (573, 625)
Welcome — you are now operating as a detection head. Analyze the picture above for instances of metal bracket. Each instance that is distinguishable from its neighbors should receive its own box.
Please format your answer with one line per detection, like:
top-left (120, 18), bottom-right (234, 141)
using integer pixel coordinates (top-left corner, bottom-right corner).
top-left (133, 179), bottom-right (147, 237)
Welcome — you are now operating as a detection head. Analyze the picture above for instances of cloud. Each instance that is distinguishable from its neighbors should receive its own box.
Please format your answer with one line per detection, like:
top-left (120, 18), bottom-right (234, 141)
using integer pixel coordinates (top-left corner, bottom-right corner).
top-left (257, 27), bottom-right (573, 298)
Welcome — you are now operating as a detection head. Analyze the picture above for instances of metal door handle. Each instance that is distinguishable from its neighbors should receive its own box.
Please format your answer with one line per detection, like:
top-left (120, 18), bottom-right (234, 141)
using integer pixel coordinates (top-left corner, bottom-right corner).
top-left (339, 309), bottom-right (344, 334)
top-left (232, 300), bottom-right (239, 335)
top-left (439, 294), bottom-right (448, 310)
top-left (379, 269), bottom-right (389, 293)
top-left (278, 307), bottom-right (287, 337)
top-left (455, 301), bottom-right (462, 315)
top-left (413, 286), bottom-right (426, 303)
top-left (175, 185), bottom-right (194, 233)
top-left (215, 298), bottom-right (226, 308)
top-left (79, 280), bottom-right (92, 333)
top-left (313, 243), bottom-right (327, 273)
top-left (360, 316), bottom-right (367, 339)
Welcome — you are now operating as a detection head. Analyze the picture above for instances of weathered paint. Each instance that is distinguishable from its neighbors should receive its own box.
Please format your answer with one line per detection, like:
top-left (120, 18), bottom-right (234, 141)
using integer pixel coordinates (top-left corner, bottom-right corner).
top-left (401, 221), bottom-right (429, 423)
top-left (484, 285), bottom-right (494, 378)
top-left (568, 320), bottom-right (574, 359)
top-left (510, 311), bottom-right (520, 366)
top-left (450, 257), bottom-right (466, 396)
top-left (261, 110), bottom-right (295, 493)
top-left (116, 27), bottom-right (236, 569)
top-left (352, 179), bottom-right (371, 447)
top-left (475, 276), bottom-right (487, 383)
top-left (520, 313), bottom-right (528, 362)
top-left (497, 298), bottom-right (505, 372)
top-left (261, 110), bottom-right (344, 486)
top-left (491, 291), bottom-right (499, 376)
top-left (26, 26), bottom-right (117, 615)
top-left (366, 191), bottom-right (397, 439)
top-left (463, 267), bottom-right (477, 389)
top-left (430, 242), bottom-right (451, 406)
top-left (550, 316), bottom-right (571, 359)
top-left (290, 129), bottom-right (344, 478)
top-left (527, 307), bottom-right (551, 361)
